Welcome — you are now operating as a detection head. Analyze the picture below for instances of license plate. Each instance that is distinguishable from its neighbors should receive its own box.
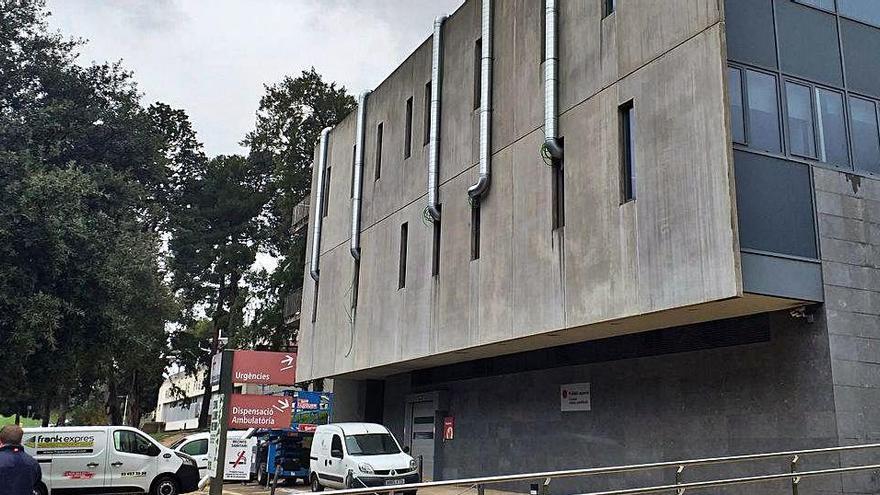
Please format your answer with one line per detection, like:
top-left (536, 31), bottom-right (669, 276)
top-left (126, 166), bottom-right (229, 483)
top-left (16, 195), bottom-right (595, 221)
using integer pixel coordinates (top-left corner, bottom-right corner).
top-left (385, 479), bottom-right (406, 486)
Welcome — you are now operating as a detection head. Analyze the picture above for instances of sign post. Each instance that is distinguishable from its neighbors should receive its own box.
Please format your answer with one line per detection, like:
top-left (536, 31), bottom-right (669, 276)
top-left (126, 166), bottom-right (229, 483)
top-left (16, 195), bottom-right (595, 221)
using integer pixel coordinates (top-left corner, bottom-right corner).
top-left (208, 349), bottom-right (234, 495)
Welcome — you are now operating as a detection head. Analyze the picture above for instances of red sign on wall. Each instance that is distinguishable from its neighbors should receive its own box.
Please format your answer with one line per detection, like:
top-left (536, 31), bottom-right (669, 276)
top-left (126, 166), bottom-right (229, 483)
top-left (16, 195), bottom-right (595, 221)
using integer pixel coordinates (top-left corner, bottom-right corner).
top-left (232, 351), bottom-right (296, 385)
top-left (227, 394), bottom-right (293, 429)
top-left (443, 416), bottom-right (454, 441)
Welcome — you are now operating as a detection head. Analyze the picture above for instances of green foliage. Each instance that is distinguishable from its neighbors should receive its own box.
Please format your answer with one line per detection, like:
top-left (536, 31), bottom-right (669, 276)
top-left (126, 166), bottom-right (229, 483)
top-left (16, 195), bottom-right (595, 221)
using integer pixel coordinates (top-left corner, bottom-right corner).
top-left (0, 0), bottom-right (187, 425)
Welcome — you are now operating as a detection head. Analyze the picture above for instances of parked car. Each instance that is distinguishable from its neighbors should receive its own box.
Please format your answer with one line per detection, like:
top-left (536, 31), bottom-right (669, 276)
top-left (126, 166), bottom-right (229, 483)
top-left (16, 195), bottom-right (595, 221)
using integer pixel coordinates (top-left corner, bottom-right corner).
top-left (22, 425), bottom-right (199, 495)
top-left (309, 423), bottom-right (419, 493)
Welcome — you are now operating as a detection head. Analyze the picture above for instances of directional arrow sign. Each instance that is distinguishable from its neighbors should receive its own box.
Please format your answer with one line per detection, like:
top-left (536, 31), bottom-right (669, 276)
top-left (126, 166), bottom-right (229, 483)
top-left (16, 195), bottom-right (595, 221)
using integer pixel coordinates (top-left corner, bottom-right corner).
top-left (227, 394), bottom-right (293, 429)
top-left (231, 350), bottom-right (297, 385)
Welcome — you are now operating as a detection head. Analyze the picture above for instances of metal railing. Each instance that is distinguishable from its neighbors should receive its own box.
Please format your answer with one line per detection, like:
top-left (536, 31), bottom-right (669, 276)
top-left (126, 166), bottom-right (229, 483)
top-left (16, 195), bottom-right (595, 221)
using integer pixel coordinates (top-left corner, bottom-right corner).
top-left (328, 443), bottom-right (880, 495)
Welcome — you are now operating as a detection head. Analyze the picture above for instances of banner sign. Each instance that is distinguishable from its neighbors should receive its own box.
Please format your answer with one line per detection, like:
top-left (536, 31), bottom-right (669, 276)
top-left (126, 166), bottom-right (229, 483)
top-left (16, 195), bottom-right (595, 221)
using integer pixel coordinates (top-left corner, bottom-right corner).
top-left (227, 394), bottom-right (293, 429)
top-left (232, 351), bottom-right (296, 385)
top-left (291, 391), bottom-right (333, 431)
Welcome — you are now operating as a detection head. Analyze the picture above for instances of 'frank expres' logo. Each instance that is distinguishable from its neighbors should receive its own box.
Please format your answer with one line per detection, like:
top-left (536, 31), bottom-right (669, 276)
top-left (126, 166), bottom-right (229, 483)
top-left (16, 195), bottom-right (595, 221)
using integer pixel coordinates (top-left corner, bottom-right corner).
top-left (25, 434), bottom-right (96, 455)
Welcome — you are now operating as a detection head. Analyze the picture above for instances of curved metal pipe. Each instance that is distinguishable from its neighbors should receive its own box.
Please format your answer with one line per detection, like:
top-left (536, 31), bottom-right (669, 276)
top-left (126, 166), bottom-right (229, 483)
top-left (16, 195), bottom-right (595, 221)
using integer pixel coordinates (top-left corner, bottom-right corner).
top-left (310, 126), bottom-right (333, 282)
top-left (467, 0), bottom-right (493, 200)
top-left (544, 0), bottom-right (563, 160)
top-left (427, 15), bottom-right (447, 222)
top-left (350, 90), bottom-right (371, 261)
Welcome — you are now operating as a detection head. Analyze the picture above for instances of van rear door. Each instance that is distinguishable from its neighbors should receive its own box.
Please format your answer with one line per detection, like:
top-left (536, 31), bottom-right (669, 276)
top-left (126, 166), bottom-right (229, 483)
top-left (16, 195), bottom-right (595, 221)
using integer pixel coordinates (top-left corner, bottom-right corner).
top-left (24, 429), bottom-right (107, 492)
top-left (107, 429), bottom-right (159, 493)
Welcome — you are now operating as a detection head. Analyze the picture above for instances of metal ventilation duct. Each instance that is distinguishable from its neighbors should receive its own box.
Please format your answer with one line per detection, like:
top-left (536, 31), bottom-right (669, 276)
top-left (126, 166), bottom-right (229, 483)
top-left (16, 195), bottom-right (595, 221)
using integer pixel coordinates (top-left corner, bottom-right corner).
top-left (543, 0), bottom-right (563, 160)
top-left (309, 126), bottom-right (333, 282)
top-left (467, 0), bottom-right (494, 200)
top-left (427, 15), bottom-right (448, 222)
top-left (350, 90), bottom-right (371, 261)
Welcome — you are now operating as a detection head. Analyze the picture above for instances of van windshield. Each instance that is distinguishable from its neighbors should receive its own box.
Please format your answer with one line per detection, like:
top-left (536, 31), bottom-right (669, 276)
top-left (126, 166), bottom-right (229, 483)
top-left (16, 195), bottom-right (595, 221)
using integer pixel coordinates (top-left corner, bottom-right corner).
top-left (344, 433), bottom-right (400, 456)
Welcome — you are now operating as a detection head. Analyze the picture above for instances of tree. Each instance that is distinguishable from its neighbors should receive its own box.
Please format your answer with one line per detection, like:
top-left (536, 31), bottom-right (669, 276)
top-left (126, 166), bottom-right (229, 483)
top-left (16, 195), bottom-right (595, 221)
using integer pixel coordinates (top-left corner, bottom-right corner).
top-left (0, 0), bottom-right (192, 425)
top-left (167, 154), bottom-right (271, 427)
top-left (243, 68), bottom-right (355, 348)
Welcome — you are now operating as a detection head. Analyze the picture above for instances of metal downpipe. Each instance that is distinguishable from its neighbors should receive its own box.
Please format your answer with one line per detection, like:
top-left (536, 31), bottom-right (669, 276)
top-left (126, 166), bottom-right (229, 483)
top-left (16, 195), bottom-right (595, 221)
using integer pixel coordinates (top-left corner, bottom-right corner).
top-left (309, 126), bottom-right (333, 282)
top-left (350, 90), bottom-right (371, 261)
top-left (543, 0), bottom-right (563, 161)
top-left (467, 0), bottom-right (493, 200)
top-left (427, 15), bottom-right (447, 222)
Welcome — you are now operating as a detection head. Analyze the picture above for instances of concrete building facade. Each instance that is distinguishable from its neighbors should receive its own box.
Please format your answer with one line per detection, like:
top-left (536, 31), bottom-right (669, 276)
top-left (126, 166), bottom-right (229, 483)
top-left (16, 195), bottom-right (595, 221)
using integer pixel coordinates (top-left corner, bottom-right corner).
top-left (297, 1), bottom-right (880, 493)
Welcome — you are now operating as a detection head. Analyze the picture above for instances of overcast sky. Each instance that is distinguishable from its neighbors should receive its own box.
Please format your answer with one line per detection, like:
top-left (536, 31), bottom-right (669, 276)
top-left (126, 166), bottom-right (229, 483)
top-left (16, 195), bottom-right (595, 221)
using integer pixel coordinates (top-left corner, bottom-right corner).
top-left (46, 0), bottom-right (464, 157)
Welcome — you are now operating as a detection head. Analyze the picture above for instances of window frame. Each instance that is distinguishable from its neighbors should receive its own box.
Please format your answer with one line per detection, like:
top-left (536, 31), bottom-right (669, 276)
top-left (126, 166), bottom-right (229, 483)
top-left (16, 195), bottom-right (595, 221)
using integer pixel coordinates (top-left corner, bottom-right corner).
top-left (728, 66), bottom-right (747, 145)
top-left (113, 430), bottom-right (157, 457)
top-left (848, 94), bottom-right (880, 175)
top-left (322, 166), bottom-right (331, 218)
top-left (473, 38), bottom-right (482, 110)
top-left (813, 85), bottom-right (851, 167)
top-left (782, 78), bottom-right (819, 160)
top-left (743, 66), bottom-right (783, 154)
top-left (423, 81), bottom-right (432, 146)
top-left (398, 222), bottom-right (408, 290)
top-left (181, 439), bottom-right (208, 456)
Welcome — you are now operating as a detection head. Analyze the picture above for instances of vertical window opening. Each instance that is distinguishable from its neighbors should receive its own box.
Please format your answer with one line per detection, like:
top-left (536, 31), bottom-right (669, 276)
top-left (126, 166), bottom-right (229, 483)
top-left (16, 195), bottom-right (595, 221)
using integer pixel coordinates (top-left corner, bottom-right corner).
top-left (375, 122), bottom-right (383, 181)
top-left (603, 0), bottom-right (616, 17)
top-left (424, 81), bottom-right (432, 145)
top-left (620, 101), bottom-right (636, 203)
top-left (322, 167), bottom-right (331, 217)
top-left (745, 69), bottom-right (781, 153)
top-left (815, 88), bottom-right (848, 166)
top-left (432, 217), bottom-right (441, 277)
top-left (728, 67), bottom-right (746, 144)
top-left (552, 137), bottom-right (565, 230)
top-left (311, 282), bottom-right (319, 323)
top-left (398, 223), bottom-right (408, 289)
top-left (850, 96), bottom-right (880, 174)
top-left (473, 38), bottom-right (482, 110)
top-left (351, 261), bottom-right (360, 315)
top-left (471, 204), bottom-right (481, 260)
top-left (404, 97), bottom-right (413, 159)
top-left (785, 81), bottom-right (816, 158)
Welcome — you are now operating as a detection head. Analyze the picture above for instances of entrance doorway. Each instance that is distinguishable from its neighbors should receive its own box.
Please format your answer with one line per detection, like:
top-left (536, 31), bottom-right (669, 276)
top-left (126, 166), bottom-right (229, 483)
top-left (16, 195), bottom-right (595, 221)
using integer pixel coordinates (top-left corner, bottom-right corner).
top-left (404, 391), bottom-right (446, 481)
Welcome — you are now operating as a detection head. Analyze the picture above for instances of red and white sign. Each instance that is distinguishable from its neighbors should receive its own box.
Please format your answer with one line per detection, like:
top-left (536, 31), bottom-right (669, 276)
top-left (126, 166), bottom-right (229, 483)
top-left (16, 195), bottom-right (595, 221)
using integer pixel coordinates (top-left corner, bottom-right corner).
top-left (443, 416), bottom-right (454, 441)
top-left (232, 350), bottom-right (296, 385)
top-left (227, 394), bottom-right (293, 429)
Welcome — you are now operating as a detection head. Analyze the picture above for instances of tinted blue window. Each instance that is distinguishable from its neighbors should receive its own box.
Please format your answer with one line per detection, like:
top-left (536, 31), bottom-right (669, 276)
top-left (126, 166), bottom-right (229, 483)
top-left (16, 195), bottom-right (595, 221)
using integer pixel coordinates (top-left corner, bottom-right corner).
top-left (840, 0), bottom-right (880, 27)
top-left (850, 96), bottom-right (880, 174)
top-left (746, 70), bottom-right (782, 153)
top-left (785, 82), bottom-right (816, 157)
top-left (729, 68), bottom-right (746, 143)
top-left (815, 88), bottom-right (849, 166)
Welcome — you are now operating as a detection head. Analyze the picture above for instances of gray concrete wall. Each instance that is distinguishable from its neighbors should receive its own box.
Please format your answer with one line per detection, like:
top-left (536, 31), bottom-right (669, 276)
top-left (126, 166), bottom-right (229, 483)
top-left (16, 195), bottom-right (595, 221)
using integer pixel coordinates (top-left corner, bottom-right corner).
top-left (814, 168), bottom-right (880, 494)
top-left (382, 311), bottom-right (842, 495)
top-left (297, 0), bottom-right (741, 382)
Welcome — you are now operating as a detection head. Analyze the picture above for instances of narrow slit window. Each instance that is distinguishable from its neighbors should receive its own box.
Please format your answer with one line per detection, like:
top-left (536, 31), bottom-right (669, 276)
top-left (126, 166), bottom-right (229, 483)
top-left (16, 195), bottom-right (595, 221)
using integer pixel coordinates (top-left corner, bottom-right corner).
top-left (322, 167), bottom-right (331, 217)
top-left (474, 38), bottom-right (482, 110)
top-left (745, 69), bottom-right (781, 153)
top-left (311, 282), bottom-right (319, 323)
top-left (815, 88), bottom-right (848, 166)
top-left (375, 122), bottom-right (383, 180)
top-left (352, 261), bottom-right (360, 313)
top-left (423, 81), bottom-right (432, 145)
top-left (432, 220), bottom-right (441, 276)
top-left (398, 222), bottom-right (408, 289)
top-left (404, 96), bottom-right (413, 159)
top-left (728, 67), bottom-right (746, 144)
top-left (785, 81), bottom-right (816, 158)
top-left (552, 137), bottom-right (565, 229)
top-left (620, 101), bottom-right (636, 203)
top-left (471, 204), bottom-right (481, 260)
top-left (850, 96), bottom-right (880, 174)
top-left (603, 0), bottom-right (616, 18)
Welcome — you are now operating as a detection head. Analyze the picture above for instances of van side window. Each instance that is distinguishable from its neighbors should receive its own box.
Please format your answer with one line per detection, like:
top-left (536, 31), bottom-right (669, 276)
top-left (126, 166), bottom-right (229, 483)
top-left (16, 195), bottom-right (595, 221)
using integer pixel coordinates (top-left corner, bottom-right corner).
top-left (114, 430), bottom-right (155, 456)
top-left (181, 439), bottom-right (208, 456)
top-left (331, 434), bottom-right (344, 458)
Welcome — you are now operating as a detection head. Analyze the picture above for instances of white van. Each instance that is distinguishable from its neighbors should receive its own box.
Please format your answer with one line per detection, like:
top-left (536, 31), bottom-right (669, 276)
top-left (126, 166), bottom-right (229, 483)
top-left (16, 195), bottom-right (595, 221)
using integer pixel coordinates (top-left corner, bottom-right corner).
top-left (309, 423), bottom-right (419, 493)
top-left (22, 426), bottom-right (200, 495)
top-left (171, 430), bottom-right (255, 480)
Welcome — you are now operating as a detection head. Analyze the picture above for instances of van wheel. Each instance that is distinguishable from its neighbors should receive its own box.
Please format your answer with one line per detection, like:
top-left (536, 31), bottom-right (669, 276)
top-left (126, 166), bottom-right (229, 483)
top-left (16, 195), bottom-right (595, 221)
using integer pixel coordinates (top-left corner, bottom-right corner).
top-left (257, 463), bottom-right (269, 486)
top-left (151, 475), bottom-right (180, 495)
top-left (311, 474), bottom-right (324, 492)
top-left (33, 483), bottom-right (48, 495)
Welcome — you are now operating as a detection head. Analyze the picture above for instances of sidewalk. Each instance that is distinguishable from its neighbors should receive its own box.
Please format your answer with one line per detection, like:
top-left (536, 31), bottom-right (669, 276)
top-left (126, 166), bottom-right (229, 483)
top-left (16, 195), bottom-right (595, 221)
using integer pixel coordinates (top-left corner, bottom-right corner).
top-left (196, 482), bottom-right (521, 495)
